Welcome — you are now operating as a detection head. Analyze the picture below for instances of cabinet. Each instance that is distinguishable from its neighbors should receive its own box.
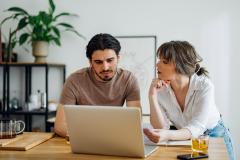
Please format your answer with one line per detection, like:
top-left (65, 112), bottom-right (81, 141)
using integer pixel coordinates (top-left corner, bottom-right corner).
top-left (0, 62), bottom-right (65, 132)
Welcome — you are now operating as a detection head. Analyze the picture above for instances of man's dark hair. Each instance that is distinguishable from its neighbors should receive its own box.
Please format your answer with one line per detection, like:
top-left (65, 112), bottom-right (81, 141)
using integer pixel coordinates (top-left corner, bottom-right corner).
top-left (86, 33), bottom-right (121, 59)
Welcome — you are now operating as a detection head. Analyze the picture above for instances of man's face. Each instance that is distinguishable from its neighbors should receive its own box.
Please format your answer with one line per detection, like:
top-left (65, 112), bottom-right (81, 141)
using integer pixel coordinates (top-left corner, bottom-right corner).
top-left (90, 49), bottom-right (119, 82)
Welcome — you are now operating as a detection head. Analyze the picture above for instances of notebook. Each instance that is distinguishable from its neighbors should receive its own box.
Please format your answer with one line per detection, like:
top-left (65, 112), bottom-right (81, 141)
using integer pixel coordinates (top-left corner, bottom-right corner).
top-left (144, 135), bottom-right (191, 147)
top-left (142, 123), bottom-right (191, 147)
top-left (64, 105), bottom-right (158, 158)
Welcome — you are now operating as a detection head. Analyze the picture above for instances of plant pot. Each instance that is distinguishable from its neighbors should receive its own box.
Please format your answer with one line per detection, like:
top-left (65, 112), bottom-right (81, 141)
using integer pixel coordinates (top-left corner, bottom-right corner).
top-left (32, 41), bottom-right (49, 63)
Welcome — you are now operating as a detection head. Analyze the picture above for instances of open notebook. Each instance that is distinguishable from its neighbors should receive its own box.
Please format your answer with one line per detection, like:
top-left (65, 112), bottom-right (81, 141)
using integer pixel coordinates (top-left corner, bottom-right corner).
top-left (144, 135), bottom-right (191, 147)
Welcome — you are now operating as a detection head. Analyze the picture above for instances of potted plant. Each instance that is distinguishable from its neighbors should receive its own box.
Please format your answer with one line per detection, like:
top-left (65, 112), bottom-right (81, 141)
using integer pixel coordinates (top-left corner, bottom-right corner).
top-left (1, 0), bottom-right (83, 63)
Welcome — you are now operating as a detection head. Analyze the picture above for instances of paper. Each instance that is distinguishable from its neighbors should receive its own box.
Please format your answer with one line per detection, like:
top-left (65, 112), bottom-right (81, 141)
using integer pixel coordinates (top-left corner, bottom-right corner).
top-left (144, 135), bottom-right (191, 147)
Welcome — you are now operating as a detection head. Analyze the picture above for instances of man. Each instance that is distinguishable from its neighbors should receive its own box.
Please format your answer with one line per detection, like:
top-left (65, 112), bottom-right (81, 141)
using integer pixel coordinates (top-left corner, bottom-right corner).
top-left (54, 33), bottom-right (141, 137)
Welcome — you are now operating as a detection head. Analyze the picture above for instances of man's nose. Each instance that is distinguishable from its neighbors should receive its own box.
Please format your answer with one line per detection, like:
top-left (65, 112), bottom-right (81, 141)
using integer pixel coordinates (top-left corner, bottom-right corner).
top-left (102, 61), bottom-right (110, 70)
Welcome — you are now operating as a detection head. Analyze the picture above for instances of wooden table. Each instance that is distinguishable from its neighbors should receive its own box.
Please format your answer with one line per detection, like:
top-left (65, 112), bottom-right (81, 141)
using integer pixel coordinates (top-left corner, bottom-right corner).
top-left (0, 137), bottom-right (228, 160)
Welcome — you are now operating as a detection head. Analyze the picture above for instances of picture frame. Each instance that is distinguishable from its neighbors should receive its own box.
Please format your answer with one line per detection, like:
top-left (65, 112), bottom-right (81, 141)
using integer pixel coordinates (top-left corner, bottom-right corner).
top-left (115, 35), bottom-right (157, 114)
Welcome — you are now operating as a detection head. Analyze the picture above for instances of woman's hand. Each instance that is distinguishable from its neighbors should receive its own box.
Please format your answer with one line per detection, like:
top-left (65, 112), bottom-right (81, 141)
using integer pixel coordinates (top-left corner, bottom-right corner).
top-left (149, 79), bottom-right (169, 96)
top-left (143, 128), bottom-right (169, 143)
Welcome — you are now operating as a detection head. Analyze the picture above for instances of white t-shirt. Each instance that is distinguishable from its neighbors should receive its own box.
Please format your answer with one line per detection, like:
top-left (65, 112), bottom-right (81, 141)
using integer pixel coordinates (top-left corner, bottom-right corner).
top-left (157, 74), bottom-right (220, 138)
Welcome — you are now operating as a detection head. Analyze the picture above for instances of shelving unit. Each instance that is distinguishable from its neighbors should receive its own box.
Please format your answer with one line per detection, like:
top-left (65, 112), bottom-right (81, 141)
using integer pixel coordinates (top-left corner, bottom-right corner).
top-left (0, 62), bottom-right (65, 132)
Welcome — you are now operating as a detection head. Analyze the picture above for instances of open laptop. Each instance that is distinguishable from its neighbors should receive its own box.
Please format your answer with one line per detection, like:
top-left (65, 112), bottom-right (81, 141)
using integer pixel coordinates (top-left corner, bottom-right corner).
top-left (64, 105), bottom-right (158, 158)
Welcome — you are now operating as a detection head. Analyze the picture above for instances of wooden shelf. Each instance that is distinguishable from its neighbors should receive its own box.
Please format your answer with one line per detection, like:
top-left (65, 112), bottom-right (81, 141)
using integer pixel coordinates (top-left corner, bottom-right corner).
top-left (0, 62), bottom-right (65, 67)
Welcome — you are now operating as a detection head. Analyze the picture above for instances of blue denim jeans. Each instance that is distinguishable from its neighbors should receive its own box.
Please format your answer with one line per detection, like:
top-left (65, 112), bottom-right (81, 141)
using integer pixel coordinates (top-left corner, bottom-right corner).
top-left (205, 119), bottom-right (236, 160)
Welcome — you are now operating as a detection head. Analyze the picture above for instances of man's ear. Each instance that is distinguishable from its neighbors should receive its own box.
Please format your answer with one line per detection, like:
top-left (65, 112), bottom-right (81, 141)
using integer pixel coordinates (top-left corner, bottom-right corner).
top-left (117, 55), bottom-right (120, 61)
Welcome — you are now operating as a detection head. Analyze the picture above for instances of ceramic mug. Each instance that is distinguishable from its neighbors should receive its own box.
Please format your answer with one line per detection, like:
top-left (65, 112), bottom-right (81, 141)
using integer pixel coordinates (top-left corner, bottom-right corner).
top-left (0, 119), bottom-right (25, 139)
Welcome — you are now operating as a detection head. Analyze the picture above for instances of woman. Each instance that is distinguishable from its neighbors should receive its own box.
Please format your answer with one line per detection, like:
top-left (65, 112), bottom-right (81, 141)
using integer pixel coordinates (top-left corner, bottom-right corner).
top-left (144, 41), bottom-right (236, 160)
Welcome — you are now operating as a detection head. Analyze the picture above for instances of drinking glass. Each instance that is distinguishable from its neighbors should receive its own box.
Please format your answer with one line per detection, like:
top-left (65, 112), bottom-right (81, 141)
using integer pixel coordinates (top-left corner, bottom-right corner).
top-left (191, 134), bottom-right (209, 153)
top-left (0, 119), bottom-right (25, 139)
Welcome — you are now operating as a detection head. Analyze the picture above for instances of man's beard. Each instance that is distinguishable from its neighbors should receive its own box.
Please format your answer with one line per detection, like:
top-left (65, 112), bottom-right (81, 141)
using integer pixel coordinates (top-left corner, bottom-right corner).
top-left (92, 67), bottom-right (116, 82)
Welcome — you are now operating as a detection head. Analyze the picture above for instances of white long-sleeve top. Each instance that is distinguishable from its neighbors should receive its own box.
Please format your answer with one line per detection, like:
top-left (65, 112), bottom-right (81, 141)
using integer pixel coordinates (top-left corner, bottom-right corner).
top-left (157, 74), bottom-right (220, 138)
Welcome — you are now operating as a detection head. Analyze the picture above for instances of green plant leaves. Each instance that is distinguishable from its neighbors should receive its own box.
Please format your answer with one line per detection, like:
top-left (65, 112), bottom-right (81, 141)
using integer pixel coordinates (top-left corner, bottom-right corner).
top-left (1, 0), bottom-right (83, 48)
top-left (66, 28), bottom-right (86, 39)
top-left (52, 37), bottom-right (61, 46)
top-left (52, 27), bottom-right (60, 37)
top-left (19, 33), bottom-right (29, 45)
top-left (57, 23), bottom-right (73, 28)
top-left (54, 12), bottom-right (71, 21)
top-left (49, 0), bottom-right (55, 15)
top-left (0, 16), bottom-right (12, 26)
top-left (7, 7), bottom-right (29, 15)
top-left (39, 11), bottom-right (53, 27)
top-left (17, 17), bottom-right (28, 30)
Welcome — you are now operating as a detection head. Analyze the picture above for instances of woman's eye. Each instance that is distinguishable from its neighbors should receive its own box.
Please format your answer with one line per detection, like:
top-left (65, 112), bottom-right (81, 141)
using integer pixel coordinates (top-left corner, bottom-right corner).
top-left (163, 60), bottom-right (168, 64)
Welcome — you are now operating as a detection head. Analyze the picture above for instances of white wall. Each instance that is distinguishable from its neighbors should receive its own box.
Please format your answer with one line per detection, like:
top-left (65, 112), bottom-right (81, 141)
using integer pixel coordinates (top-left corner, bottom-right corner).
top-left (1, 0), bottom-right (239, 158)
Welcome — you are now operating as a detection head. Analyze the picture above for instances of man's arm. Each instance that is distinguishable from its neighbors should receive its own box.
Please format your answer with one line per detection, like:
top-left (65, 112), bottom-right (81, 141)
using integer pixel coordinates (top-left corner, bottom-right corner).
top-left (54, 104), bottom-right (68, 137)
top-left (125, 73), bottom-right (141, 110)
top-left (126, 100), bottom-right (142, 115)
top-left (54, 75), bottom-right (77, 137)
top-left (126, 100), bottom-right (141, 109)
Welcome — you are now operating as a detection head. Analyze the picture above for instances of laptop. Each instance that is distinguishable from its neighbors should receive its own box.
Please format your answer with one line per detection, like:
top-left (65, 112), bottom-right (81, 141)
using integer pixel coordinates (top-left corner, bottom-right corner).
top-left (64, 105), bottom-right (158, 158)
